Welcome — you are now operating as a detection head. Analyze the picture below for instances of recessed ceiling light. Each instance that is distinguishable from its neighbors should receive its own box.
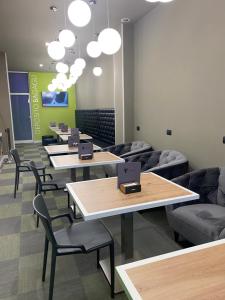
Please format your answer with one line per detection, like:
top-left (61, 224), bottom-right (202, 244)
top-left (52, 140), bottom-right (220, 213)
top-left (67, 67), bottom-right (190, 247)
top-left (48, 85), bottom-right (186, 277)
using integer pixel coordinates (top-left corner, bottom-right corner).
top-left (121, 18), bottom-right (131, 23)
top-left (50, 5), bottom-right (58, 12)
top-left (39, 64), bottom-right (44, 67)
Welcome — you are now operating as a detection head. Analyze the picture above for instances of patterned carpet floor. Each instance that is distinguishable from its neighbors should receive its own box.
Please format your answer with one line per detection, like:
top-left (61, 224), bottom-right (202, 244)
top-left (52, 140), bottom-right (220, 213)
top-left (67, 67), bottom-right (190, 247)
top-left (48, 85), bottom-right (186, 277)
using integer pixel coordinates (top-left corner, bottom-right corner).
top-left (0, 143), bottom-right (180, 300)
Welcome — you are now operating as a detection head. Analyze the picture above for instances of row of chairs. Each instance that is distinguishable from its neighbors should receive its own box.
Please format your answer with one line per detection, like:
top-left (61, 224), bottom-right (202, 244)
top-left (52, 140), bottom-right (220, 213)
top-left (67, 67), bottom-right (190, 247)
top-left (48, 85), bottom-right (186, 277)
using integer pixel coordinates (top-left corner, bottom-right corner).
top-left (10, 148), bottom-right (115, 300)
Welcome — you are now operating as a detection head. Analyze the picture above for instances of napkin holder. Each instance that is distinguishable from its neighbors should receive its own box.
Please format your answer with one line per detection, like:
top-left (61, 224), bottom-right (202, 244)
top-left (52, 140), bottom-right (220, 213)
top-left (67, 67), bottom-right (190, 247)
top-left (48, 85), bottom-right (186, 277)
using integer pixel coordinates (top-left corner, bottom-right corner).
top-left (78, 143), bottom-right (93, 160)
top-left (117, 162), bottom-right (141, 194)
top-left (120, 182), bottom-right (141, 194)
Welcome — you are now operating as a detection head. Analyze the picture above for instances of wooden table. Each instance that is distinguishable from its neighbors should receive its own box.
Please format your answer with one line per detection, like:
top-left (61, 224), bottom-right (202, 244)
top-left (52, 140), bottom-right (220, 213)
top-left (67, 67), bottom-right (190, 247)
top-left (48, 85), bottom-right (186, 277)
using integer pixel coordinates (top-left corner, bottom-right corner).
top-left (49, 126), bottom-right (71, 135)
top-left (116, 239), bottom-right (225, 300)
top-left (50, 151), bottom-right (124, 181)
top-left (66, 172), bottom-right (199, 267)
top-left (44, 144), bottom-right (101, 156)
top-left (59, 133), bottom-right (92, 142)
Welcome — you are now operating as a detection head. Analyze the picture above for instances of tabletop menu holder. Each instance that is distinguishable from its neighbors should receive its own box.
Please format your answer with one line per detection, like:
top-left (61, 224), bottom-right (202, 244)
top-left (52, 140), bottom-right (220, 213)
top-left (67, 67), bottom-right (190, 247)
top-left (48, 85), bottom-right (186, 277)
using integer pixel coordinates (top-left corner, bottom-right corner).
top-left (58, 123), bottom-right (64, 129)
top-left (71, 128), bottom-right (79, 136)
top-left (78, 143), bottom-right (93, 160)
top-left (61, 125), bottom-right (68, 132)
top-left (50, 122), bottom-right (56, 127)
top-left (117, 162), bottom-right (141, 194)
top-left (68, 134), bottom-right (80, 147)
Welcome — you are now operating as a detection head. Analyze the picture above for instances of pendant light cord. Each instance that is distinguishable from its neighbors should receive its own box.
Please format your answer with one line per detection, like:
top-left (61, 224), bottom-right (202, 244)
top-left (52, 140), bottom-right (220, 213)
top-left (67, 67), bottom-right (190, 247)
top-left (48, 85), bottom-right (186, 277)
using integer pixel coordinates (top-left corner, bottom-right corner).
top-left (106, 0), bottom-right (110, 28)
top-left (63, 0), bottom-right (67, 28)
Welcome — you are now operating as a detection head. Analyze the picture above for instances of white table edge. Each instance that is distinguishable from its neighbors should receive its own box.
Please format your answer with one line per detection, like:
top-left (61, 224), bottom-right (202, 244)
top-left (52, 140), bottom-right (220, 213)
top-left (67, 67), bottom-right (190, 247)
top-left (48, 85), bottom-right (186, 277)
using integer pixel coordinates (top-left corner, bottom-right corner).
top-left (66, 184), bottom-right (199, 221)
top-left (116, 238), bottom-right (225, 300)
top-left (50, 154), bottom-right (124, 170)
top-left (44, 144), bottom-right (101, 155)
top-left (59, 134), bottom-right (93, 140)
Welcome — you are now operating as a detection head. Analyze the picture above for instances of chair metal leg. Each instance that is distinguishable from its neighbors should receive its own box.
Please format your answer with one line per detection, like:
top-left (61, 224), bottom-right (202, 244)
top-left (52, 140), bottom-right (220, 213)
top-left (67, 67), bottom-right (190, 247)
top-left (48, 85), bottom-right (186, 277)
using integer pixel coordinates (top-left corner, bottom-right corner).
top-left (36, 215), bottom-right (40, 228)
top-left (42, 237), bottom-right (49, 282)
top-left (109, 243), bottom-right (115, 298)
top-left (35, 183), bottom-right (38, 196)
top-left (16, 171), bottom-right (20, 190)
top-left (14, 170), bottom-right (18, 198)
top-left (97, 249), bottom-right (100, 269)
top-left (43, 168), bottom-right (46, 182)
top-left (49, 250), bottom-right (57, 300)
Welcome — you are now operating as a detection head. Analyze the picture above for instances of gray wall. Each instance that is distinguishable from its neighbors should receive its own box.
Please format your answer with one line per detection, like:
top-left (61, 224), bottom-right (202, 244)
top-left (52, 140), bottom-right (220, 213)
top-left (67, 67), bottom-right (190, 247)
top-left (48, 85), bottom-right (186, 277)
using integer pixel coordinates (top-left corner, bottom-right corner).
top-left (133, 0), bottom-right (225, 169)
top-left (123, 23), bottom-right (134, 142)
top-left (76, 54), bottom-right (114, 109)
top-left (0, 51), bottom-right (14, 153)
top-left (76, 25), bottom-right (129, 144)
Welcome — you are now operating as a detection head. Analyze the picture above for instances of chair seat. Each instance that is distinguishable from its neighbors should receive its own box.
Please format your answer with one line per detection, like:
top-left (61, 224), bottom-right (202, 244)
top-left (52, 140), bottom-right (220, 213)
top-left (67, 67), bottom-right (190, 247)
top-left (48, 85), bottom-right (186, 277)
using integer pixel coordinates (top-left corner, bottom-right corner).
top-left (42, 177), bottom-right (71, 190)
top-left (170, 204), bottom-right (225, 242)
top-left (20, 161), bottom-right (46, 171)
top-left (54, 220), bottom-right (112, 254)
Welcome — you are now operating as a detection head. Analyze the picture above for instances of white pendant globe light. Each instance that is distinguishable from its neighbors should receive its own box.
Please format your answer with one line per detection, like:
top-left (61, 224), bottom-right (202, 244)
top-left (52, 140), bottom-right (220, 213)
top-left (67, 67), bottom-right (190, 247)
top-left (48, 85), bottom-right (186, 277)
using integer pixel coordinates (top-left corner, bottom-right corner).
top-left (74, 58), bottom-right (86, 70)
top-left (48, 83), bottom-right (56, 92)
top-left (68, 0), bottom-right (91, 28)
top-left (56, 72), bottom-right (67, 83)
top-left (59, 29), bottom-right (76, 48)
top-left (52, 78), bottom-right (57, 85)
top-left (70, 64), bottom-right (83, 77)
top-left (70, 64), bottom-right (77, 76)
top-left (86, 41), bottom-right (102, 58)
top-left (56, 62), bottom-right (69, 74)
top-left (47, 41), bottom-right (65, 60)
top-left (93, 67), bottom-right (103, 77)
top-left (98, 28), bottom-right (122, 55)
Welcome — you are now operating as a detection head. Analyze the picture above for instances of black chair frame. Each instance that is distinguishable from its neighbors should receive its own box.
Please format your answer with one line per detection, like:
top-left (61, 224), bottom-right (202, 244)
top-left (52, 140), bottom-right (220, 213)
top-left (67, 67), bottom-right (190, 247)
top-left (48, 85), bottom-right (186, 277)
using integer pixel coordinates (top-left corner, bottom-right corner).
top-left (33, 194), bottom-right (115, 300)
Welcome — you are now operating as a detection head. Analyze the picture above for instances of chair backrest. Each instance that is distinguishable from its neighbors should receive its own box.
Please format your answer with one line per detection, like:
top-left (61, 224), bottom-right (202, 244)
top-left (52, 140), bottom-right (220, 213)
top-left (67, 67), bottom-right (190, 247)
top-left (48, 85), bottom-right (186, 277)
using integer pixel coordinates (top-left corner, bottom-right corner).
top-left (10, 149), bottom-right (21, 166)
top-left (126, 151), bottom-right (161, 171)
top-left (173, 168), bottom-right (220, 205)
top-left (33, 194), bottom-right (57, 245)
top-left (157, 150), bottom-right (187, 167)
top-left (29, 161), bottom-right (42, 186)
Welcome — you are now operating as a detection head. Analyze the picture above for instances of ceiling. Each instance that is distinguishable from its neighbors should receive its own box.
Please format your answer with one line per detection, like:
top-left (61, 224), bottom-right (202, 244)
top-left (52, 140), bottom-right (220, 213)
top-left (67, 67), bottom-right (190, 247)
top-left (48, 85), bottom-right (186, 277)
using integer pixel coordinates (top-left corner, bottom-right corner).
top-left (0, 0), bottom-right (155, 72)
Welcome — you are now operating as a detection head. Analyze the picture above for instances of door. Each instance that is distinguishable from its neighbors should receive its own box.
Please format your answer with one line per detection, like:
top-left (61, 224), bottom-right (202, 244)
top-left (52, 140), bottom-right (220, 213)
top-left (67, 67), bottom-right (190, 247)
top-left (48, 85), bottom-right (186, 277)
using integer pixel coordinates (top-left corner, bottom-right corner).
top-left (10, 95), bottom-right (32, 141)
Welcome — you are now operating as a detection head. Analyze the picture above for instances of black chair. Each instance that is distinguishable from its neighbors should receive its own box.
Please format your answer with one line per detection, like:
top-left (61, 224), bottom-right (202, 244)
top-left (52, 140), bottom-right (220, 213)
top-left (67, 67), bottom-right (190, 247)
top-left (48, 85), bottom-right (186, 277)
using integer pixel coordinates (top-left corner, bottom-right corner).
top-left (29, 161), bottom-right (71, 226)
top-left (10, 149), bottom-right (46, 198)
top-left (33, 194), bottom-right (115, 300)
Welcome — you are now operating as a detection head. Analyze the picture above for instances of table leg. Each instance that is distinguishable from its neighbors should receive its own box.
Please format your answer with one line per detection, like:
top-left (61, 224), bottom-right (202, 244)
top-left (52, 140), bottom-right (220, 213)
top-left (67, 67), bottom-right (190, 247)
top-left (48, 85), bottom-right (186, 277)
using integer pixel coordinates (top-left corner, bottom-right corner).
top-left (121, 213), bottom-right (134, 260)
top-left (70, 168), bottom-right (77, 182)
top-left (83, 167), bottom-right (90, 181)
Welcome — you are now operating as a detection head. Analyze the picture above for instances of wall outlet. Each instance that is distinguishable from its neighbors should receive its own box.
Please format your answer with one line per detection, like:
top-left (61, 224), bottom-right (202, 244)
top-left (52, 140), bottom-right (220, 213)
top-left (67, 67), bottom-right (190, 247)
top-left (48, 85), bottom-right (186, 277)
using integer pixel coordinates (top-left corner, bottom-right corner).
top-left (167, 129), bottom-right (172, 136)
top-left (136, 126), bottom-right (140, 131)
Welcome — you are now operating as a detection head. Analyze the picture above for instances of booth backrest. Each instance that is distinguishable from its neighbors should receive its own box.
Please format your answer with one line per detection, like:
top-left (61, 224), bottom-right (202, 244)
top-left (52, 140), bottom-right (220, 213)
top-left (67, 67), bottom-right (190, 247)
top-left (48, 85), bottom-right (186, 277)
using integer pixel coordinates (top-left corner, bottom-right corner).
top-left (76, 109), bottom-right (115, 146)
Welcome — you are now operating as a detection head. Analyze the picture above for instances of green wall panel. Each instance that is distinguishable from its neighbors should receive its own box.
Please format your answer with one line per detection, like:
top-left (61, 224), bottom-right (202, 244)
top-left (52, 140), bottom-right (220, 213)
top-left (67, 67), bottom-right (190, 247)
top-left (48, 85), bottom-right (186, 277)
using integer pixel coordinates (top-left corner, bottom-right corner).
top-left (29, 72), bottom-right (76, 141)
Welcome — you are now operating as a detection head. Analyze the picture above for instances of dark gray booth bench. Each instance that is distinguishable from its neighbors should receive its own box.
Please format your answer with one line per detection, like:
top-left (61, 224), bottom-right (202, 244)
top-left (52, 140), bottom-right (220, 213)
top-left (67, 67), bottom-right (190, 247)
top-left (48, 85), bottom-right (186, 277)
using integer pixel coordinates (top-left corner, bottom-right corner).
top-left (75, 109), bottom-right (115, 148)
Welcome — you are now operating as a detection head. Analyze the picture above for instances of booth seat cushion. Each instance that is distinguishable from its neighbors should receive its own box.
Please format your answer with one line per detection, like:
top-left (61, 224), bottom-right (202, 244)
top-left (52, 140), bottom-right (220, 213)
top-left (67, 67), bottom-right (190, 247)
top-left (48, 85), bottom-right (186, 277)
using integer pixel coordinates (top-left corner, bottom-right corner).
top-left (168, 203), bottom-right (225, 244)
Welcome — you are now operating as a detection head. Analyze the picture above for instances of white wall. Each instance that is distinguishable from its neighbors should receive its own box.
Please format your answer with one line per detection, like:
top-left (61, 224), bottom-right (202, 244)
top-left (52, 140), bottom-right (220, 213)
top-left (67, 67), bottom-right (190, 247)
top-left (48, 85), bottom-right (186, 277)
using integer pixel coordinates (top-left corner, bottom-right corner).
top-left (76, 54), bottom-right (114, 109)
top-left (0, 51), bottom-right (14, 153)
top-left (133, 0), bottom-right (225, 169)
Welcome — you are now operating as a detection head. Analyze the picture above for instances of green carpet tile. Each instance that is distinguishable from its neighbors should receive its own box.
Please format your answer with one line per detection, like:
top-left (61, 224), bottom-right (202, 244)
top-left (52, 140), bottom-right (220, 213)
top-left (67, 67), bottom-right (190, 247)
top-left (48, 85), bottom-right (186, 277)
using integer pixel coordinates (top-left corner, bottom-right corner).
top-left (0, 143), bottom-right (179, 300)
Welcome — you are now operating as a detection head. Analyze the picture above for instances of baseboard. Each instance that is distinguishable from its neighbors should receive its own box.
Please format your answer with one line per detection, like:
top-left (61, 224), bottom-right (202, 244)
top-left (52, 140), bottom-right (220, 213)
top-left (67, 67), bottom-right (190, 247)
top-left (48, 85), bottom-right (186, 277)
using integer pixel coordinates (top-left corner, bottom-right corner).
top-left (15, 140), bottom-right (33, 144)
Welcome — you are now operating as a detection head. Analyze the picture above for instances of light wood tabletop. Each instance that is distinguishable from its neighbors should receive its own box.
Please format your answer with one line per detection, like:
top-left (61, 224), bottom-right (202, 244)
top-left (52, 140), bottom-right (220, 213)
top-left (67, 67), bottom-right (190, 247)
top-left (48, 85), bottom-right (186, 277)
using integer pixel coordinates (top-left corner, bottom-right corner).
top-left (44, 144), bottom-right (101, 155)
top-left (50, 151), bottom-right (124, 170)
top-left (66, 172), bottom-right (199, 221)
top-left (116, 239), bottom-right (225, 300)
top-left (59, 133), bottom-right (92, 141)
top-left (49, 126), bottom-right (82, 136)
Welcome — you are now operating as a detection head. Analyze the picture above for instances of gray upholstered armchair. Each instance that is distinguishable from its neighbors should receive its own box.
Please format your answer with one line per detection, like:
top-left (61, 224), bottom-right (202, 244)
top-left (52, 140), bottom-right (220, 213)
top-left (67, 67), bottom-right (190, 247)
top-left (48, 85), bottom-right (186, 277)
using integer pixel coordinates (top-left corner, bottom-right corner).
top-left (103, 141), bottom-right (152, 158)
top-left (166, 168), bottom-right (225, 245)
top-left (124, 150), bottom-right (188, 180)
top-left (103, 141), bottom-right (153, 177)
